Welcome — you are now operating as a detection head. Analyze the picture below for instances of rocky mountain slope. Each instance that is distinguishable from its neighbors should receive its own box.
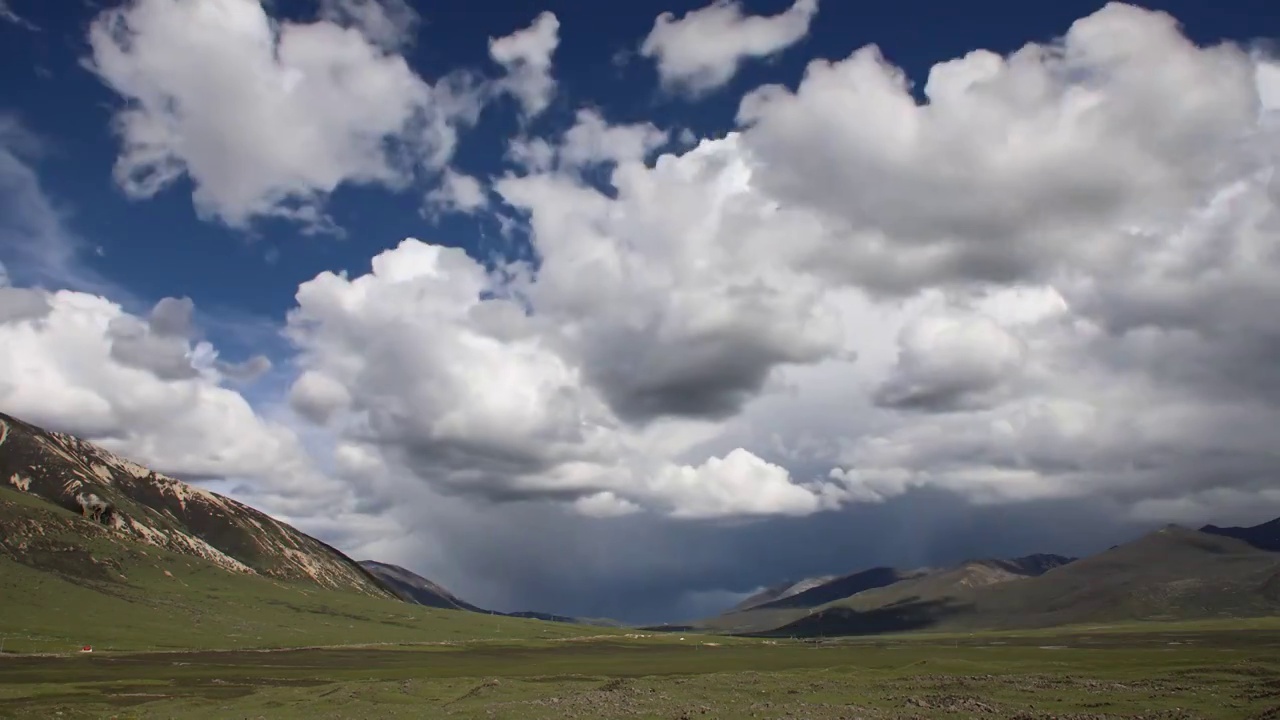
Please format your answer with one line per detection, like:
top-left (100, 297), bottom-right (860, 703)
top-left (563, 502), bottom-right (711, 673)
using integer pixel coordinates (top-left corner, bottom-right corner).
top-left (0, 411), bottom-right (391, 598)
top-left (768, 527), bottom-right (1280, 637)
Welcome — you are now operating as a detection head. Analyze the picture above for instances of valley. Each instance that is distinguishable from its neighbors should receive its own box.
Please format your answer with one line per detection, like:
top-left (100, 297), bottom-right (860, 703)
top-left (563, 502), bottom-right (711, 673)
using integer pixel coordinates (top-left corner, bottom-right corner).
top-left (4, 410), bottom-right (1280, 718)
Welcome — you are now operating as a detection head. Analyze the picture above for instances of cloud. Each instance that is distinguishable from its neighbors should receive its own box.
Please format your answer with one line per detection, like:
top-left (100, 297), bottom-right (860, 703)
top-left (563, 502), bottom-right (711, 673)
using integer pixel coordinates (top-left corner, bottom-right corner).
top-left (735, 3), bottom-right (1261, 295)
top-left (873, 300), bottom-right (1027, 412)
top-left (216, 354), bottom-right (273, 382)
top-left (10, 0), bottom-right (1280, 623)
top-left (505, 109), bottom-right (669, 173)
top-left (650, 448), bottom-right (840, 519)
top-left (495, 130), bottom-right (845, 424)
top-left (640, 0), bottom-right (818, 96)
top-left (0, 116), bottom-right (103, 293)
top-left (288, 370), bottom-right (352, 425)
top-left (0, 0), bottom-right (37, 30)
top-left (424, 168), bottom-right (488, 215)
top-left (0, 286), bottom-right (51, 323)
top-left (489, 11), bottom-right (561, 118)
top-left (283, 237), bottom-right (849, 519)
top-left (557, 109), bottom-right (669, 167)
top-left (0, 290), bottom-right (334, 502)
top-left (317, 0), bottom-right (420, 50)
top-left (277, 3), bottom-right (1280, 534)
top-left (106, 298), bottom-right (202, 381)
top-left (84, 0), bottom-right (484, 231)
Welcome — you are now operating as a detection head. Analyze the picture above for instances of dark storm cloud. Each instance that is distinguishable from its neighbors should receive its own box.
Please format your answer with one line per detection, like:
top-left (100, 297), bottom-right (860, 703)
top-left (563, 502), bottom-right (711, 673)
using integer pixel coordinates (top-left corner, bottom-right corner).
top-left (371, 486), bottom-right (1167, 625)
top-left (587, 334), bottom-right (779, 423)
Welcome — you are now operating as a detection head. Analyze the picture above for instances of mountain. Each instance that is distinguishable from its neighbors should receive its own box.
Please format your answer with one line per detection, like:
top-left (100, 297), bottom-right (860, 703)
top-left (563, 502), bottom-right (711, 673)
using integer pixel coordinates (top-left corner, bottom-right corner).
top-left (0, 410), bottom-right (614, 652)
top-left (768, 527), bottom-right (1280, 637)
top-left (730, 576), bottom-right (837, 612)
top-left (358, 560), bottom-right (482, 611)
top-left (502, 610), bottom-right (580, 623)
top-left (698, 567), bottom-right (919, 634)
top-left (827, 553), bottom-right (1076, 613)
top-left (750, 566), bottom-right (923, 610)
top-left (0, 411), bottom-right (390, 597)
top-left (358, 559), bottom-right (623, 627)
top-left (1201, 517), bottom-right (1280, 552)
top-left (700, 555), bottom-right (1068, 634)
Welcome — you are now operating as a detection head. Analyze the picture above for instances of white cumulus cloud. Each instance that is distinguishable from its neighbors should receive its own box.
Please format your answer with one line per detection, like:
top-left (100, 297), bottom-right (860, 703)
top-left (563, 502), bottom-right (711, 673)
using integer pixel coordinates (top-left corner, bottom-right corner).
top-left (0, 290), bottom-right (341, 513)
top-left (85, 0), bottom-right (483, 231)
top-left (641, 0), bottom-right (819, 96)
top-left (489, 11), bottom-right (561, 118)
top-left (317, 0), bottom-right (421, 50)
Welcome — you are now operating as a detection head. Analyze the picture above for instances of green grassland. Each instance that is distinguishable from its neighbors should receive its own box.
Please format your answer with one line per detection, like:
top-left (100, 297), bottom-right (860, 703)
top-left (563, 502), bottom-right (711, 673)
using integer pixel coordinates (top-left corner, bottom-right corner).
top-left (2, 622), bottom-right (1280, 719)
top-left (8, 481), bottom-right (1280, 718)
top-left (0, 486), bottom-right (613, 654)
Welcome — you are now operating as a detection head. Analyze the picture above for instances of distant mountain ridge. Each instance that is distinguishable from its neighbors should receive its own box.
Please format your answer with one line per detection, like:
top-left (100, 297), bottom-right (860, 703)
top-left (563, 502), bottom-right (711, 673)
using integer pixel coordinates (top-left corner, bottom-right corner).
top-left (7, 408), bottom-right (1280, 640)
top-left (763, 527), bottom-right (1280, 638)
top-left (358, 560), bottom-right (482, 611)
top-left (1201, 517), bottom-right (1280, 552)
top-left (0, 411), bottom-right (391, 598)
top-left (730, 575), bottom-right (838, 612)
top-left (358, 559), bottom-right (620, 626)
top-left (702, 553), bottom-right (1075, 635)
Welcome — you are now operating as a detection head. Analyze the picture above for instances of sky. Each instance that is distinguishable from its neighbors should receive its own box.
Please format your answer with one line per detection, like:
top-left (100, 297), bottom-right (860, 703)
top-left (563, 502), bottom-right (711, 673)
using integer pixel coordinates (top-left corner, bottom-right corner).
top-left (1, 0), bottom-right (1279, 624)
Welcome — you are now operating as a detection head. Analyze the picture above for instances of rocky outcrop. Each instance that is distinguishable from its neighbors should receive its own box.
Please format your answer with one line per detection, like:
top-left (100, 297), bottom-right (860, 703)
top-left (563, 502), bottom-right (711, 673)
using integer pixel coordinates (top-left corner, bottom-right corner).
top-left (0, 411), bottom-right (392, 598)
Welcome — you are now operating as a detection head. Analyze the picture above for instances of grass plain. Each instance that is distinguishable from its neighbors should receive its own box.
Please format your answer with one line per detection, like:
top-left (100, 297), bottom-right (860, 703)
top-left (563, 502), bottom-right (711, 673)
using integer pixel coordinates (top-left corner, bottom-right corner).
top-left (2, 620), bottom-right (1280, 719)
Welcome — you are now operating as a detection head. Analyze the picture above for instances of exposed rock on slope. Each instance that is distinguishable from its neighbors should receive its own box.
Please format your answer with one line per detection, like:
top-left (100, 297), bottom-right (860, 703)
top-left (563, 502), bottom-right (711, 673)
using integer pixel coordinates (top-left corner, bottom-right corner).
top-left (0, 411), bottom-right (391, 598)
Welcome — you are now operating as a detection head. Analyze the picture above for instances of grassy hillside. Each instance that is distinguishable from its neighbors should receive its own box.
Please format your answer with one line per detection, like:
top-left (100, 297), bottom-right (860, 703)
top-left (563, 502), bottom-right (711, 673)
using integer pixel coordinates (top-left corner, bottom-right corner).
top-left (0, 486), bottom-right (614, 653)
top-left (771, 526), bottom-right (1280, 637)
top-left (829, 555), bottom-right (1073, 614)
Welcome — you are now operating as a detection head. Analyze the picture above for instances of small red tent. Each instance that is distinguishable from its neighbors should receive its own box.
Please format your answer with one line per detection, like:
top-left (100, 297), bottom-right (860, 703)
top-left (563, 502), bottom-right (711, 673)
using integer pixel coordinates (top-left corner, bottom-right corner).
top-left (80, 645), bottom-right (93, 653)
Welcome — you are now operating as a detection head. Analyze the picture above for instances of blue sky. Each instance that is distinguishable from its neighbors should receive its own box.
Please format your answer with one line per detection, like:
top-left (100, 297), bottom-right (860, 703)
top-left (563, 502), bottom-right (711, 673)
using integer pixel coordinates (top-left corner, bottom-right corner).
top-left (1, 0), bottom-right (1279, 622)
top-left (5, 0), bottom-right (1267, 329)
